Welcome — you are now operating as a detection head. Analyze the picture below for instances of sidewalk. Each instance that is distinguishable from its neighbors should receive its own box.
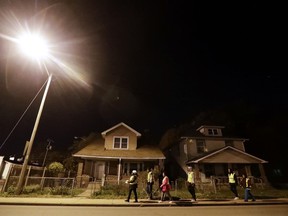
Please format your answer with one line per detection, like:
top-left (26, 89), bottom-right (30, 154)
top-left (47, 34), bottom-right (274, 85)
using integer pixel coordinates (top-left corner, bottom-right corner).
top-left (0, 197), bottom-right (288, 206)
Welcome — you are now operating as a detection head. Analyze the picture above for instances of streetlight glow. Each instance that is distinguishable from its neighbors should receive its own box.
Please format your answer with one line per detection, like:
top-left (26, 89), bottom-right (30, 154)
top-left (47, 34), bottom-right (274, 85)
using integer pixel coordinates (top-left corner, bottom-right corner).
top-left (0, 10), bottom-right (91, 194)
top-left (18, 33), bottom-right (49, 60)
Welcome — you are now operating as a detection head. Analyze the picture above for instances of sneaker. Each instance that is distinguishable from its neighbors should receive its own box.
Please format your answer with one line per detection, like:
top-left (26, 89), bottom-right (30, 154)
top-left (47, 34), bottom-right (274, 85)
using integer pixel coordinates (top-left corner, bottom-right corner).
top-left (191, 199), bottom-right (196, 202)
top-left (252, 199), bottom-right (256, 202)
top-left (124, 200), bottom-right (129, 202)
top-left (169, 201), bottom-right (173, 204)
top-left (234, 197), bottom-right (239, 200)
top-left (158, 200), bottom-right (162, 203)
top-left (134, 201), bottom-right (138, 203)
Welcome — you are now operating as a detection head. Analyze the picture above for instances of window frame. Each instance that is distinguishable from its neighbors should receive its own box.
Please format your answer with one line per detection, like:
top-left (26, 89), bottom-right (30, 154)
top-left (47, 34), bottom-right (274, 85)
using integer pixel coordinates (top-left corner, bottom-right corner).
top-left (113, 136), bottom-right (129, 149)
top-left (208, 128), bottom-right (219, 136)
top-left (196, 139), bottom-right (207, 153)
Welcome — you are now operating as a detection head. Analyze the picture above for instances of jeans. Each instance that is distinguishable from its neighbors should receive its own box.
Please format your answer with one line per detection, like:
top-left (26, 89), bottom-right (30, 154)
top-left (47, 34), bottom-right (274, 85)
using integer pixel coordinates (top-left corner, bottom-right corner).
top-left (244, 188), bottom-right (255, 201)
top-left (146, 182), bottom-right (154, 199)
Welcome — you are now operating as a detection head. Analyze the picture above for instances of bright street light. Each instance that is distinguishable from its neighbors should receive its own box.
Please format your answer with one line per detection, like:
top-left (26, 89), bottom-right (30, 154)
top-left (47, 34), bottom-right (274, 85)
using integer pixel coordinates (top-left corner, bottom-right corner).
top-left (0, 11), bottom-right (90, 195)
top-left (15, 32), bottom-right (52, 195)
top-left (18, 33), bottom-right (49, 60)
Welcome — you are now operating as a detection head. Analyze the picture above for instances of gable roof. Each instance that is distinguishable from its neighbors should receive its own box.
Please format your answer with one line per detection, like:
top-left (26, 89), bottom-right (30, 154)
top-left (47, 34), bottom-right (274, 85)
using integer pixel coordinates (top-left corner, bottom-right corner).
top-left (73, 134), bottom-right (164, 160)
top-left (101, 122), bottom-right (141, 137)
top-left (186, 146), bottom-right (268, 164)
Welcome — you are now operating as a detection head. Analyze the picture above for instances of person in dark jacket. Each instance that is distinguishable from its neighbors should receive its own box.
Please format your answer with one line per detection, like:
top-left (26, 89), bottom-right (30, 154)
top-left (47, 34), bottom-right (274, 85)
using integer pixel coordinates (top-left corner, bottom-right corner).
top-left (240, 174), bottom-right (256, 202)
top-left (125, 170), bottom-right (138, 202)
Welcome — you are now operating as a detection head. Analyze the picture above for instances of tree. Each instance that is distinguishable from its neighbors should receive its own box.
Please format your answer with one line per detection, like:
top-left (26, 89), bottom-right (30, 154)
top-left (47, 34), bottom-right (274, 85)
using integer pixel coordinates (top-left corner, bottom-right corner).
top-left (48, 162), bottom-right (64, 176)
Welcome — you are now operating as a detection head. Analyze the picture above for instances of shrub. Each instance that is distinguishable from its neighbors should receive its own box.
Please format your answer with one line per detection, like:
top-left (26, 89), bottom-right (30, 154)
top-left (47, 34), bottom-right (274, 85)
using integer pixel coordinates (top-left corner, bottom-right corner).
top-left (49, 186), bottom-right (70, 195)
top-left (48, 162), bottom-right (64, 176)
top-left (22, 184), bottom-right (41, 194)
top-left (7, 186), bottom-right (16, 195)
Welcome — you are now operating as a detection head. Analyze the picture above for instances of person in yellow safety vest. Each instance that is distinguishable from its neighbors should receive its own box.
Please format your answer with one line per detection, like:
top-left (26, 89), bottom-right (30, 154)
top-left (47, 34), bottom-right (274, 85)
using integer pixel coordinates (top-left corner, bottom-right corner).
top-left (187, 166), bottom-right (196, 202)
top-left (228, 168), bottom-right (239, 200)
top-left (125, 170), bottom-right (138, 203)
top-left (146, 168), bottom-right (154, 199)
top-left (240, 174), bottom-right (256, 202)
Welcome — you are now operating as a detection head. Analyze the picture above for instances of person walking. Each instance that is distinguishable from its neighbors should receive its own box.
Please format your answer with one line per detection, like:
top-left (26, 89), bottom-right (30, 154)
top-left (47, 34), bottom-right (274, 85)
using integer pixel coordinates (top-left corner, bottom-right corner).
top-left (159, 171), bottom-right (172, 203)
top-left (187, 166), bottom-right (196, 202)
top-left (125, 170), bottom-right (138, 202)
top-left (146, 167), bottom-right (154, 200)
top-left (240, 174), bottom-right (256, 202)
top-left (228, 168), bottom-right (239, 200)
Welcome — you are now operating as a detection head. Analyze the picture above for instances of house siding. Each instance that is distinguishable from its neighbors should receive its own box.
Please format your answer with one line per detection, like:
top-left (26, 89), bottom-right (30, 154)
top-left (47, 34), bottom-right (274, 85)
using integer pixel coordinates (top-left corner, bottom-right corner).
top-left (104, 125), bottom-right (138, 150)
top-left (233, 140), bottom-right (245, 151)
top-left (205, 140), bottom-right (225, 152)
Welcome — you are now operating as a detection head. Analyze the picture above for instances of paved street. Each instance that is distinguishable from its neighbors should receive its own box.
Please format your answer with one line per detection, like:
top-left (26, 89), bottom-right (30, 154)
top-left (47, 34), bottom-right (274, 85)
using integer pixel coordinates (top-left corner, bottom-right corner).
top-left (0, 197), bottom-right (288, 206)
top-left (1, 205), bottom-right (288, 216)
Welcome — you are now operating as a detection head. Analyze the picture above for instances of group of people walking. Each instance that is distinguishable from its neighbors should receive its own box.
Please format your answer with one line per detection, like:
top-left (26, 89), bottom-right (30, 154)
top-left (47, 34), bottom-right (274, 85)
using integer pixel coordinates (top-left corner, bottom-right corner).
top-left (228, 168), bottom-right (256, 202)
top-left (125, 167), bottom-right (255, 203)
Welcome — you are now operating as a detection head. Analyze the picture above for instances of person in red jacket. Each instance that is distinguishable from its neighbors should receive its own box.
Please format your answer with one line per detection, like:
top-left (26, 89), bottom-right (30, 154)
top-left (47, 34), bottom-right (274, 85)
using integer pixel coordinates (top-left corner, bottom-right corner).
top-left (158, 171), bottom-right (172, 203)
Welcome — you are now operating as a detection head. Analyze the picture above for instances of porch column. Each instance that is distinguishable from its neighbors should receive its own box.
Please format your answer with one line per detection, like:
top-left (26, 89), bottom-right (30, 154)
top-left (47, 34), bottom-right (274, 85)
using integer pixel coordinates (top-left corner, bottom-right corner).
top-left (245, 165), bottom-right (252, 176)
top-left (117, 158), bottom-right (122, 185)
top-left (259, 163), bottom-right (269, 184)
top-left (77, 161), bottom-right (84, 177)
top-left (194, 164), bottom-right (200, 182)
top-left (76, 161), bottom-right (84, 187)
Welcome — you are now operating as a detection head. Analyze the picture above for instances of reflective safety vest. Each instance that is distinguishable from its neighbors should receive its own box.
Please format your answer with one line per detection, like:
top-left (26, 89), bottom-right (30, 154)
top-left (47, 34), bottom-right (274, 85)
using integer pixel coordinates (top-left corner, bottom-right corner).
top-left (187, 171), bottom-right (194, 183)
top-left (129, 175), bottom-right (138, 185)
top-left (147, 171), bottom-right (153, 183)
top-left (228, 173), bottom-right (236, 183)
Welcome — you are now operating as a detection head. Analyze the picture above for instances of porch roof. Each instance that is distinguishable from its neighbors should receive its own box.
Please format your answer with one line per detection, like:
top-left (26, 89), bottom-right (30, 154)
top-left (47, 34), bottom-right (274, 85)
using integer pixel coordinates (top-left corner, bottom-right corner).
top-left (186, 146), bottom-right (268, 164)
top-left (73, 141), bottom-right (165, 160)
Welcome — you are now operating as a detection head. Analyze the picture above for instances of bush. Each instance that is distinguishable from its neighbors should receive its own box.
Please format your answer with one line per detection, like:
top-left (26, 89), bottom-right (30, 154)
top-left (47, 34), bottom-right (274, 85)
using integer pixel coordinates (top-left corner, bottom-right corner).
top-left (49, 186), bottom-right (70, 195)
top-left (7, 186), bottom-right (16, 195)
top-left (48, 162), bottom-right (64, 176)
top-left (22, 184), bottom-right (41, 194)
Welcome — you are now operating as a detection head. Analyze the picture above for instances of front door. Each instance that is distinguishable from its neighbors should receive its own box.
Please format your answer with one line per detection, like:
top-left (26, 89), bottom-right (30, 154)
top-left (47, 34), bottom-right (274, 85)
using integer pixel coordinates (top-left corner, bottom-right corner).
top-left (94, 162), bottom-right (105, 180)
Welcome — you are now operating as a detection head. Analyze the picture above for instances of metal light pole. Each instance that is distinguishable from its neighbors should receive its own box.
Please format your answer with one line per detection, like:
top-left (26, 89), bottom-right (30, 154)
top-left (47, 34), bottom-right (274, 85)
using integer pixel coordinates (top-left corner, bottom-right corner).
top-left (15, 73), bottom-right (53, 195)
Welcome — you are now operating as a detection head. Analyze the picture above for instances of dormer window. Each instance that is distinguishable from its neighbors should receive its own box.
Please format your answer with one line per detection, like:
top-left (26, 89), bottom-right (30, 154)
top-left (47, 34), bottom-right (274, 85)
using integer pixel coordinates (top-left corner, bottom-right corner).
top-left (197, 126), bottom-right (223, 136)
top-left (208, 129), bottom-right (219, 136)
top-left (113, 137), bottom-right (128, 149)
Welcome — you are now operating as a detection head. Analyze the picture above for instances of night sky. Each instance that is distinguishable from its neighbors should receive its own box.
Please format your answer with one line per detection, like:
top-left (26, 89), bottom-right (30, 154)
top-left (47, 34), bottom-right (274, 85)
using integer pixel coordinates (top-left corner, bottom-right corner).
top-left (0, 1), bottom-right (287, 172)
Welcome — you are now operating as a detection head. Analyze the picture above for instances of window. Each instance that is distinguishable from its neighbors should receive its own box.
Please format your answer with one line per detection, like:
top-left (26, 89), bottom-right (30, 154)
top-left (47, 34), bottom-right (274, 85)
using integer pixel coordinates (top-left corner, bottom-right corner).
top-left (196, 139), bottom-right (207, 153)
top-left (208, 128), bottom-right (218, 136)
top-left (113, 137), bottom-right (129, 149)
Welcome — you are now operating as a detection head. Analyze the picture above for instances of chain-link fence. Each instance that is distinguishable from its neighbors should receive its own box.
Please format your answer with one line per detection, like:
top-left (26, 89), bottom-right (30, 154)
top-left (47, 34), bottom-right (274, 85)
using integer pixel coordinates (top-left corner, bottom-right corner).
top-left (4, 176), bottom-right (75, 195)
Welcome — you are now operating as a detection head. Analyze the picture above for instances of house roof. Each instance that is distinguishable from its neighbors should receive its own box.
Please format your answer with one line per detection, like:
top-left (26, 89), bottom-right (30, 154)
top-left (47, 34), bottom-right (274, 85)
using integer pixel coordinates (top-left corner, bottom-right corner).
top-left (196, 125), bottom-right (225, 131)
top-left (73, 136), bottom-right (165, 160)
top-left (101, 122), bottom-right (142, 137)
top-left (179, 125), bottom-right (248, 141)
top-left (186, 146), bottom-right (268, 164)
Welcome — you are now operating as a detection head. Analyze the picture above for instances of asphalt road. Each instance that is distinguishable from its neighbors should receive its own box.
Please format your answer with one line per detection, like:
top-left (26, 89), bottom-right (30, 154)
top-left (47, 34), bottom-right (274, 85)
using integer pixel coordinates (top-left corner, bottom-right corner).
top-left (1, 205), bottom-right (288, 216)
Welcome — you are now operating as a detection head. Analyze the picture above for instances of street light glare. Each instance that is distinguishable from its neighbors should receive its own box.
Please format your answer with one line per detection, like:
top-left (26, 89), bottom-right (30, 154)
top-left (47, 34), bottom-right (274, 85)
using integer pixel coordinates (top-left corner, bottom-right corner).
top-left (18, 33), bottom-right (49, 60)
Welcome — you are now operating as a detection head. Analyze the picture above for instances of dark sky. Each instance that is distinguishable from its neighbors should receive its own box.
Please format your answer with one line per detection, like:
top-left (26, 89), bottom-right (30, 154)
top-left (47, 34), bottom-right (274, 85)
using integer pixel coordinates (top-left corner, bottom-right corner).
top-left (0, 1), bottom-right (287, 163)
